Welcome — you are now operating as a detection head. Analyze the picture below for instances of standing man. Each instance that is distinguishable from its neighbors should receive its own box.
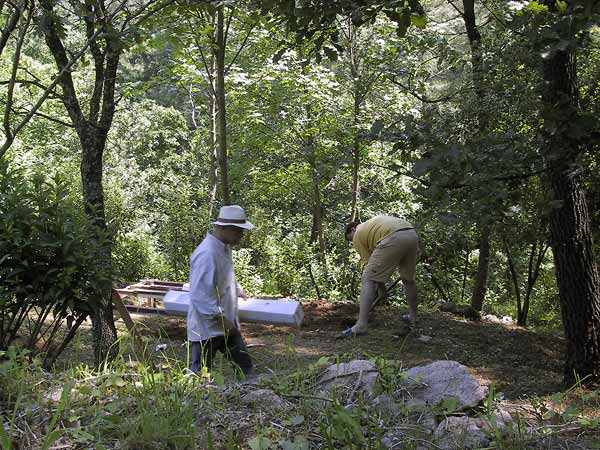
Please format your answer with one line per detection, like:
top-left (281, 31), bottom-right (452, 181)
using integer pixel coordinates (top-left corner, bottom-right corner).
top-left (188, 205), bottom-right (254, 376)
top-left (339, 215), bottom-right (419, 338)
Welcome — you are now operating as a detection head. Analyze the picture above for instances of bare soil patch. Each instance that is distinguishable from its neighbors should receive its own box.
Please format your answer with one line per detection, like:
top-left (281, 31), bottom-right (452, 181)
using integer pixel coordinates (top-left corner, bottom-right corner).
top-left (120, 299), bottom-right (565, 399)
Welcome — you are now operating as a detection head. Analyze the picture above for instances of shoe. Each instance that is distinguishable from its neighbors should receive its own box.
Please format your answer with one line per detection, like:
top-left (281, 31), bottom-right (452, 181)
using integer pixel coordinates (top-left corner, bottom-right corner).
top-left (335, 327), bottom-right (365, 340)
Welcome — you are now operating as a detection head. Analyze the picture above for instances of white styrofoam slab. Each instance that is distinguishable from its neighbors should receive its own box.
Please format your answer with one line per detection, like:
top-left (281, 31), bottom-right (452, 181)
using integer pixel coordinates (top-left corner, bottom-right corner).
top-left (163, 290), bottom-right (190, 314)
top-left (163, 290), bottom-right (303, 328)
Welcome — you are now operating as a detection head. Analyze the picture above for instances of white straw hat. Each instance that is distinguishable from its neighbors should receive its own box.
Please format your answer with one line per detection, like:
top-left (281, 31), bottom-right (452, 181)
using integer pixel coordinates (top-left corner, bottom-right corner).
top-left (212, 205), bottom-right (255, 229)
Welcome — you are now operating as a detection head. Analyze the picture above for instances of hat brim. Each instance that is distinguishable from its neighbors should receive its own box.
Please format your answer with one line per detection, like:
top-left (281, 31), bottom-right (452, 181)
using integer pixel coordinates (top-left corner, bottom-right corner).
top-left (212, 221), bottom-right (255, 230)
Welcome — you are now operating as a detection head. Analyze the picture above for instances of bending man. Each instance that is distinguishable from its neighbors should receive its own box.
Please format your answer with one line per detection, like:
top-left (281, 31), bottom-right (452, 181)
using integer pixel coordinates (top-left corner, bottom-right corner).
top-left (340, 215), bottom-right (419, 337)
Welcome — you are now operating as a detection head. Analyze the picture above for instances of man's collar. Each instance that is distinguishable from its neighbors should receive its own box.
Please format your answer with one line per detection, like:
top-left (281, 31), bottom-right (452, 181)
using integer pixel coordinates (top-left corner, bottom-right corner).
top-left (207, 231), bottom-right (227, 248)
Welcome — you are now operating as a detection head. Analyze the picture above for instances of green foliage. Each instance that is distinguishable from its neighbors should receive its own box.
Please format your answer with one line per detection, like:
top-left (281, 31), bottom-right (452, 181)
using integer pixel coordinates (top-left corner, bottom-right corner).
top-left (0, 348), bottom-right (71, 450)
top-left (104, 99), bottom-right (203, 282)
top-left (3, 0), bottom-right (587, 338)
top-left (0, 159), bottom-right (109, 364)
top-left (113, 372), bottom-right (198, 449)
top-left (233, 247), bottom-right (265, 294)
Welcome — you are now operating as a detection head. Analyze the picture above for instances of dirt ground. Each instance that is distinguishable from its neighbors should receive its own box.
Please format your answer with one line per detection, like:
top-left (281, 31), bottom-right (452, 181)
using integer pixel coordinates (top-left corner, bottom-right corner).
top-left (124, 299), bottom-right (565, 400)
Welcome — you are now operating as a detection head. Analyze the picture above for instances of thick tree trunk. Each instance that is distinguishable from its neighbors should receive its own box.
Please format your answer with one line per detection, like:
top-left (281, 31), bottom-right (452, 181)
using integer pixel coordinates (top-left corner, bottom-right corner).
top-left (41, 0), bottom-right (120, 364)
top-left (215, 5), bottom-right (230, 205)
top-left (543, 47), bottom-right (600, 385)
top-left (79, 128), bottom-right (119, 365)
top-left (471, 225), bottom-right (491, 311)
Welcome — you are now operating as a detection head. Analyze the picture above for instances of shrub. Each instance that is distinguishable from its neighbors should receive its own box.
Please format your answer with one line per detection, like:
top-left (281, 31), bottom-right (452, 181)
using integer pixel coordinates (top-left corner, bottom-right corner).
top-left (0, 160), bottom-right (108, 366)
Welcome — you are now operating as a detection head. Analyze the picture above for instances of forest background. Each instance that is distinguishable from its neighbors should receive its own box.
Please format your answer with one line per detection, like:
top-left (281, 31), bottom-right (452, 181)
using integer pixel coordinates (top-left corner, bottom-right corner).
top-left (1, 0), bottom-right (600, 384)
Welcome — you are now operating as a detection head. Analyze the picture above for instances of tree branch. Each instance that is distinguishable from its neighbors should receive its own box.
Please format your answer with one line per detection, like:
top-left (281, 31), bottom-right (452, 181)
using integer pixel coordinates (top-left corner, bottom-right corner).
top-left (0, 4), bottom-right (109, 158)
top-left (447, 0), bottom-right (465, 17)
top-left (85, 0), bottom-right (106, 124)
top-left (185, 16), bottom-right (216, 98)
top-left (2, 0), bottom-right (31, 153)
top-left (223, 3), bottom-right (234, 49)
top-left (28, 110), bottom-right (75, 128)
top-left (225, 21), bottom-right (256, 75)
top-left (0, 0), bottom-right (26, 57)
top-left (120, 0), bottom-right (177, 33)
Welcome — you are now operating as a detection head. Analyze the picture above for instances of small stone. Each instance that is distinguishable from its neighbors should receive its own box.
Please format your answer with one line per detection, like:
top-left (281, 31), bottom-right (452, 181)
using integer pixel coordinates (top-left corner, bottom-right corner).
top-left (240, 389), bottom-right (291, 411)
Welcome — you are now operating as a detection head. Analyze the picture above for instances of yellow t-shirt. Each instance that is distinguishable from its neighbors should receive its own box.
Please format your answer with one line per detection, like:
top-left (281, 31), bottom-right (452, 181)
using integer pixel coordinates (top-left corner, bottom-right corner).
top-left (352, 215), bottom-right (413, 262)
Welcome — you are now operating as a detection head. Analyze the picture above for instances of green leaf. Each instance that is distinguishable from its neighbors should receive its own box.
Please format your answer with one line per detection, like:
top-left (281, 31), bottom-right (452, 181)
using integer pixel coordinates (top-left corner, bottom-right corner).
top-left (525, 1), bottom-right (549, 12)
top-left (556, 0), bottom-right (567, 12)
top-left (314, 356), bottom-right (330, 367)
top-left (410, 15), bottom-right (428, 28)
top-left (212, 372), bottom-right (225, 386)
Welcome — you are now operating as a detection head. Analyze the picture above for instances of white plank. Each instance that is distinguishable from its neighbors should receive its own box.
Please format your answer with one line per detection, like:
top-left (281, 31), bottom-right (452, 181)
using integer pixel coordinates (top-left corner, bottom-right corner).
top-left (163, 290), bottom-right (304, 328)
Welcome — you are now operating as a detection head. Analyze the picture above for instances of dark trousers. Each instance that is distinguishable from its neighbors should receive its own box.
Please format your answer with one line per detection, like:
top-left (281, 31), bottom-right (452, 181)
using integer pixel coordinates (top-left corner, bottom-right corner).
top-left (190, 332), bottom-right (253, 375)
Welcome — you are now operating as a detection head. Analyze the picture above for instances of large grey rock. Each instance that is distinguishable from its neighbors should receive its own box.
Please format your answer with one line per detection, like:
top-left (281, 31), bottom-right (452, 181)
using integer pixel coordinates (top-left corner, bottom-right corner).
top-left (398, 360), bottom-right (488, 411)
top-left (318, 359), bottom-right (379, 401)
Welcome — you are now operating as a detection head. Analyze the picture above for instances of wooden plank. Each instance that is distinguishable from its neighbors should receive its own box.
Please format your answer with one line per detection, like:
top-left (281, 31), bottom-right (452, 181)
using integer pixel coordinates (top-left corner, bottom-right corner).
top-left (111, 289), bottom-right (144, 350)
top-left (124, 304), bottom-right (186, 317)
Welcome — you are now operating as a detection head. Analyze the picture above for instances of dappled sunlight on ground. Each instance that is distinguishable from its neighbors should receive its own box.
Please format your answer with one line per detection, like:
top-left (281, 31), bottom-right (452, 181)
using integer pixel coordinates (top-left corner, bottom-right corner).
top-left (59, 299), bottom-right (566, 400)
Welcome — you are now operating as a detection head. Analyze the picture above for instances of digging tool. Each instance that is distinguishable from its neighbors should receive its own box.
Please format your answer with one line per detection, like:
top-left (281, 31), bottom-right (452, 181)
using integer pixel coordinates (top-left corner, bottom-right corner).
top-left (369, 276), bottom-right (404, 312)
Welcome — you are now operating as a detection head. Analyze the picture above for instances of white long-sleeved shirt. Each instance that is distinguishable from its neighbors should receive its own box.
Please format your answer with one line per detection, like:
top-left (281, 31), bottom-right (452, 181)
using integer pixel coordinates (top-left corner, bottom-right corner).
top-left (187, 232), bottom-right (241, 341)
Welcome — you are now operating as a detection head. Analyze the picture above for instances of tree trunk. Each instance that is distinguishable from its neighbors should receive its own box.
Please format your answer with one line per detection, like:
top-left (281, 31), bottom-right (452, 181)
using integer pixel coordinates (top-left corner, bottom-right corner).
top-left (504, 238), bottom-right (523, 323)
top-left (348, 21), bottom-right (361, 222)
top-left (460, 241), bottom-right (470, 302)
top-left (471, 225), bottom-right (491, 311)
top-left (208, 84), bottom-right (218, 217)
top-left (215, 5), bottom-right (230, 205)
top-left (312, 171), bottom-right (326, 267)
top-left (41, 0), bottom-right (120, 364)
top-left (79, 126), bottom-right (119, 365)
top-left (461, 0), bottom-right (492, 311)
top-left (350, 95), bottom-right (361, 222)
top-left (542, 46), bottom-right (600, 385)
top-left (308, 146), bottom-right (326, 267)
